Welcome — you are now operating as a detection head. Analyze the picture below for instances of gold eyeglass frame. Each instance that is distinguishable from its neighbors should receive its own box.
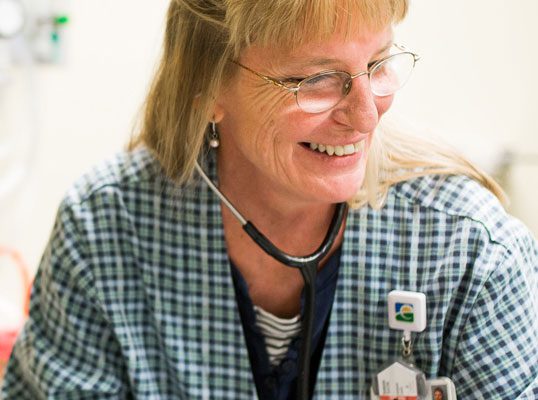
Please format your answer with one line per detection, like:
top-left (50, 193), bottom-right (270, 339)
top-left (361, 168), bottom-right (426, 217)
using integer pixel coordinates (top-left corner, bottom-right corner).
top-left (232, 44), bottom-right (420, 113)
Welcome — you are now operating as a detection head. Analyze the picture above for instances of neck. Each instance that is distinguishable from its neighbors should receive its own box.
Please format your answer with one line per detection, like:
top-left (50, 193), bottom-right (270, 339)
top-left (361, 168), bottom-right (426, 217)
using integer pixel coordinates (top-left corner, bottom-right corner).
top-left (216, 154), bottom-right (344, 256)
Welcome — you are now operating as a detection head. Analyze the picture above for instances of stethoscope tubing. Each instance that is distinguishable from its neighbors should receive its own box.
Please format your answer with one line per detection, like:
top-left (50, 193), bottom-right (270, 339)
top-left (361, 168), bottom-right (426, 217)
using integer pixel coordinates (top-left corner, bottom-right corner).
top-left (195, 162), bottom-right (348, 399)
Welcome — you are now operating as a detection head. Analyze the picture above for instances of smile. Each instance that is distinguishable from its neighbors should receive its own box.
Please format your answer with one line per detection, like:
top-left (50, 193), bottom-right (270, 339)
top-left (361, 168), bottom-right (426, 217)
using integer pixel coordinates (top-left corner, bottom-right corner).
top-left (306, 140), bottom-right (365, 157)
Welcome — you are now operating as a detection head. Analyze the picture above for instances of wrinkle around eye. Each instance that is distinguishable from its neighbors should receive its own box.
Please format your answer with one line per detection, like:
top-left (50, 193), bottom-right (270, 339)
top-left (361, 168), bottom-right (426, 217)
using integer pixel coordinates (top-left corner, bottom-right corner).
top-left (243, 83), bottom-right (288, 117)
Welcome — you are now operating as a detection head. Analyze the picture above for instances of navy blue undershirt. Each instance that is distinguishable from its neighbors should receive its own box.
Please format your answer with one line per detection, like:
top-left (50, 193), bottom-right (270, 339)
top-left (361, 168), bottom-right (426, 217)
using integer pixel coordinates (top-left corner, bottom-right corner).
top-left (230, 247), bottom-right (342, 400)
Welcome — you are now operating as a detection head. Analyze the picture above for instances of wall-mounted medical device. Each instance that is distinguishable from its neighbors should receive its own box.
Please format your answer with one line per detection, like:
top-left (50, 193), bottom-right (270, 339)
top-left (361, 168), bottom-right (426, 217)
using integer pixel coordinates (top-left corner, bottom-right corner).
top-left (0, 0), bottom-right (70, 202)
top-left (0, 0), bottom-right (69, 64)
top-left (0, 0), bottom-right (25, 39)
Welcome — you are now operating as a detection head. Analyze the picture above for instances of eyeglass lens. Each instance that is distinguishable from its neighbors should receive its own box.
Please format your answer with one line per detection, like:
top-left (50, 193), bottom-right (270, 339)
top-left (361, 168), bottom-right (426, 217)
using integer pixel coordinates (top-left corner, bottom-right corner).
top-left (296, 52), bottom-right (416, 113)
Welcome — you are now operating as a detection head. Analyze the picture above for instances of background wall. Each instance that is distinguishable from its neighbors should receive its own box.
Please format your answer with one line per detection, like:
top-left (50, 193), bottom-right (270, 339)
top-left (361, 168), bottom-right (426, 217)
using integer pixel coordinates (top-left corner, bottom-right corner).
top-left (392, 1), bottom-right (538, 231)
top-left (1, 0), bottom-right (537, 316)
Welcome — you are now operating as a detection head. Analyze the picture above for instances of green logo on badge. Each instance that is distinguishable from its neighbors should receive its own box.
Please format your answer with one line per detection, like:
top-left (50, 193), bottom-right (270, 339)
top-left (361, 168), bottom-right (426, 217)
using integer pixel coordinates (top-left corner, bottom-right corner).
top-left (395, 303), bottom-right (414, 323)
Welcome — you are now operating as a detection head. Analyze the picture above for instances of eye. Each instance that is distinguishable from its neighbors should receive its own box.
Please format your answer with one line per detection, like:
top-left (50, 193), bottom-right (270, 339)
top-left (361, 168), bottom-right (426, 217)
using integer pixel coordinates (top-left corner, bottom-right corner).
top-left (368, 59), bottom-right (382, 69)
top-left (281, 77), bottom-right (305, 84)
top-left (282, 74), bottom-right (336, 85)
top-left (368, 50), bottom-right (392, 69)
top-left (302, 73), bottom-right (340, 87)
top-left (305, 74), bottom-right (331, 84)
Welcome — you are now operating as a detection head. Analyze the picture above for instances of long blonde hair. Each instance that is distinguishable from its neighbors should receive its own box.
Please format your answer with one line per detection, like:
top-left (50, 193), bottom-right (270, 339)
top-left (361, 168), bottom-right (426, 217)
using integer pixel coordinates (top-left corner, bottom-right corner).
top-left (353, 123), bottom-right (506, 208)
top-left (130, 0), bottom-right (505, 208)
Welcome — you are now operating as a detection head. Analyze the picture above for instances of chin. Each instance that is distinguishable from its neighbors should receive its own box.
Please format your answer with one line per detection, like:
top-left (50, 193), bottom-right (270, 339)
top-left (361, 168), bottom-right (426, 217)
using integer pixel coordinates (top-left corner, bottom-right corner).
top-left (312, 175), bottom-right (365, 205)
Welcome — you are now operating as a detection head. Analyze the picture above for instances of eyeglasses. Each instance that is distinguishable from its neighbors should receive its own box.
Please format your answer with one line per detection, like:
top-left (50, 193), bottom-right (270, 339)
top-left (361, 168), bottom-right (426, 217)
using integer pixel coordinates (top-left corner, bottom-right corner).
top-left (233, 44), bottom-right (420, 114)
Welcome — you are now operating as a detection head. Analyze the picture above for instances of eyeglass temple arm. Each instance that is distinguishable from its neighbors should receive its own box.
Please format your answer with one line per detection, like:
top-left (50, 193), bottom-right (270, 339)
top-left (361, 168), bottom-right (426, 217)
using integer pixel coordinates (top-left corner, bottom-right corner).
top-left (394, 43), bottom-right (421, 62)
top-left (231, 60), bottom-right (298, 91)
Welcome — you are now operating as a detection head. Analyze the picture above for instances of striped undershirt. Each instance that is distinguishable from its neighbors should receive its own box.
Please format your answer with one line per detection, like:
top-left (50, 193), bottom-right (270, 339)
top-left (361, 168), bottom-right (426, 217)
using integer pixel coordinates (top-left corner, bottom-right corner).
top-left (253, 305), bottom-right (302, 367)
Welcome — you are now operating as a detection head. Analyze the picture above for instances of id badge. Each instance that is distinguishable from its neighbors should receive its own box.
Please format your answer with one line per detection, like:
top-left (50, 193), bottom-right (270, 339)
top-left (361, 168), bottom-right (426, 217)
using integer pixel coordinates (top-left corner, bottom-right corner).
top-left (371, 375), bottom-right (458, 400)
top-left (370, 357), bottom-right (429, 400)
top-left (370, 291), bottom-right (429, 400)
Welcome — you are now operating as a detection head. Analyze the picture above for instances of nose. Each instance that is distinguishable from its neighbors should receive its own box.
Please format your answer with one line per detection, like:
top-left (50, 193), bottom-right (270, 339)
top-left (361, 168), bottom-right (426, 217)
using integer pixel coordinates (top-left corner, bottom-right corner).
top-left (333, 75), bottom-right (380, 133)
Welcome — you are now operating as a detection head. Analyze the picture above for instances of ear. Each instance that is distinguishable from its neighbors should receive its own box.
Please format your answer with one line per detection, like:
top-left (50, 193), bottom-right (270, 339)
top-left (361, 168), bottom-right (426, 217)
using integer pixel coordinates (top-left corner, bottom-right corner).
top-left (212, 103), bottom-right (224, 124)
top-left (212, 99), bottom-right (225, 123)
top-left (211, 89), bottom-right (226, 124)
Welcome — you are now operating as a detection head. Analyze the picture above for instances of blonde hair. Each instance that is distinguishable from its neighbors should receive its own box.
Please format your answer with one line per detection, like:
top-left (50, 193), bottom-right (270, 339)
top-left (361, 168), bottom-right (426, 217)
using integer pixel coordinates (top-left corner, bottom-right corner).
top-left (130, 0), bottom-right (506, 208)
top-left (353, 123), bottom-right (506, 209)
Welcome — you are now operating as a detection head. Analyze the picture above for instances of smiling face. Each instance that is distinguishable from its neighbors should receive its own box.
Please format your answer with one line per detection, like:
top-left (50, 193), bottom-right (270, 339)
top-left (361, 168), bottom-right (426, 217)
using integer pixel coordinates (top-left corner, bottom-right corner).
top-left (214, 26), bottom-right (394, 208)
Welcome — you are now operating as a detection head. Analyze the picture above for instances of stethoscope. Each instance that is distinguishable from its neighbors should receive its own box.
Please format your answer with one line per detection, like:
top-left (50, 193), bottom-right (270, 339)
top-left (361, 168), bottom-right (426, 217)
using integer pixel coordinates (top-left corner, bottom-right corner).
top-left (195, 161), bottom-right (348, 400)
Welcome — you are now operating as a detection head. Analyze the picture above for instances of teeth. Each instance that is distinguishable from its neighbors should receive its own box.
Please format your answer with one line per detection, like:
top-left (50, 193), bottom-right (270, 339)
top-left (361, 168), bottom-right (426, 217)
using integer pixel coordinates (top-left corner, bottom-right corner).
top-left (308, 140), bottom-right (365, 157)
top-left (344, 144), bottom-right (355, 155)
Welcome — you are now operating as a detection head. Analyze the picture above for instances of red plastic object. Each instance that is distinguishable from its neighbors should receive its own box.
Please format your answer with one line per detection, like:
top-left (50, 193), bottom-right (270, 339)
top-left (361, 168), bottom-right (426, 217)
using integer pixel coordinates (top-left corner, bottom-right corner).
top-left (0, 330), bottom-right (20, 362)
top-left (0, 246), bottom-right (31, 365)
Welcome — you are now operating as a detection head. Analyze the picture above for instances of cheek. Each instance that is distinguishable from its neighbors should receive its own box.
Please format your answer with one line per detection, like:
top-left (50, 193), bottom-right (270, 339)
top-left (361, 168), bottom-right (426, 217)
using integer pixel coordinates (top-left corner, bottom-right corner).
top-left (375, 94), bottom-right (394, 117)
top-left (246, 87), bottom-right (285, 116)
top-left (222, 87), bottom-right (281, 137)
top-left (240, 90), bottom-right (294, 140)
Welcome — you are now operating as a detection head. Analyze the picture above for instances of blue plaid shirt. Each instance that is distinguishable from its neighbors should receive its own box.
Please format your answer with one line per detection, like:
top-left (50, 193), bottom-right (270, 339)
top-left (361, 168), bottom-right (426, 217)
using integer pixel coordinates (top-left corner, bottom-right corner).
top-left (2, 147), bottom-right (538, 399)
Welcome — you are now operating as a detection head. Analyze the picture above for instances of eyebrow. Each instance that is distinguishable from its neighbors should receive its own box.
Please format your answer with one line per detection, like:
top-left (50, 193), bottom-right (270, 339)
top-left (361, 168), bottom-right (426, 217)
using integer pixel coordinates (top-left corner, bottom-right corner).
top-left (285, 39), bottom-right (394, 69)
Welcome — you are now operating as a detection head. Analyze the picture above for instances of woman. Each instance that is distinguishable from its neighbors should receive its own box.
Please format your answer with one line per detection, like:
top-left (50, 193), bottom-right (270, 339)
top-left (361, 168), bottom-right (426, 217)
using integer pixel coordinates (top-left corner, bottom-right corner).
top-left (2, 0), bottom-right (537, 399)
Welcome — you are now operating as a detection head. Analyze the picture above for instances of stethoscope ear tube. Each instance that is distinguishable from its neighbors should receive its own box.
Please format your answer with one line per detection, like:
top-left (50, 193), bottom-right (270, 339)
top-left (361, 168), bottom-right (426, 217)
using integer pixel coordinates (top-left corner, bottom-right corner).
top-left (243, 204), bottom-right (347, 399)
top-left (196, 161), bottom-right (348, 400)
top-left (296, 261), bottom-right (318, 399)
top-left (241, 202), bottom-right (347, 267)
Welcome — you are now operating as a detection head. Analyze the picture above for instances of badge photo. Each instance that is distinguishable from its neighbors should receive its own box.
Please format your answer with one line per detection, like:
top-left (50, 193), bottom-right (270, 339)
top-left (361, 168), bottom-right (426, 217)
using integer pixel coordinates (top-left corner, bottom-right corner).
top-left (428, 377), bottom-right (457, 400)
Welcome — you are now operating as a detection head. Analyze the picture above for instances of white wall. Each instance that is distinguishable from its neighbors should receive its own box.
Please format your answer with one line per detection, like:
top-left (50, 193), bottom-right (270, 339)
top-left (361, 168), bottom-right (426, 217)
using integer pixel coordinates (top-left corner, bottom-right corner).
top-left (0, 0), bottom-right (169, 312)
top-left (1, 1), bottom-right (537, 310)
top-left (392, 1), bottom-right (538, 233)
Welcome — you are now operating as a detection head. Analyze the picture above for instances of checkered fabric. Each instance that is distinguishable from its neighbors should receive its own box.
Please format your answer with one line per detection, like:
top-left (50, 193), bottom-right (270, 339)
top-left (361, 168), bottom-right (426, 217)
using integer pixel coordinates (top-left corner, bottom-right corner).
top-left (2, 147), bottom-right (537, 399)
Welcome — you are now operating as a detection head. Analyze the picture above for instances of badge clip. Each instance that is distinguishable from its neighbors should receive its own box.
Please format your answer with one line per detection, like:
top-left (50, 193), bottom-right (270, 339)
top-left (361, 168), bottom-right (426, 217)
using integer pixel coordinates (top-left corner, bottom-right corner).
top-left (388, 290), bottom-right (427, 359)
top-left (370, 290), bottom-right (429, 400)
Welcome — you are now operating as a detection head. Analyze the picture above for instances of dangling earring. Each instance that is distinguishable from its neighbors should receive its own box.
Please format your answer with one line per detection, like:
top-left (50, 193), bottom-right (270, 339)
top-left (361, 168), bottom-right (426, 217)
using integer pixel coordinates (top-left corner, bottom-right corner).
top-left (209, 121), bottom-right (220, 149)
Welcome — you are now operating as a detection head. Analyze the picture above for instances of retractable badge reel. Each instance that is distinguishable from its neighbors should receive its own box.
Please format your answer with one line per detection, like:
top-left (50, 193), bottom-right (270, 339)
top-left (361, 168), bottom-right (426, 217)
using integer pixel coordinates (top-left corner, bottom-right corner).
top-left (370, 290), bottom-right (457, 400)
top-left (370, 290), bottom-right (428, 400)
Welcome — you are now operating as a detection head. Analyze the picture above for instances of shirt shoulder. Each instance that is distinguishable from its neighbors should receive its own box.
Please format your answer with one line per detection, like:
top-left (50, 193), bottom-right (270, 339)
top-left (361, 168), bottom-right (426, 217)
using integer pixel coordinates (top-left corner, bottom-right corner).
top-left (62, 147), bottom-right (167, 207)
top-left (390, 174), bottom-right (536, 256)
